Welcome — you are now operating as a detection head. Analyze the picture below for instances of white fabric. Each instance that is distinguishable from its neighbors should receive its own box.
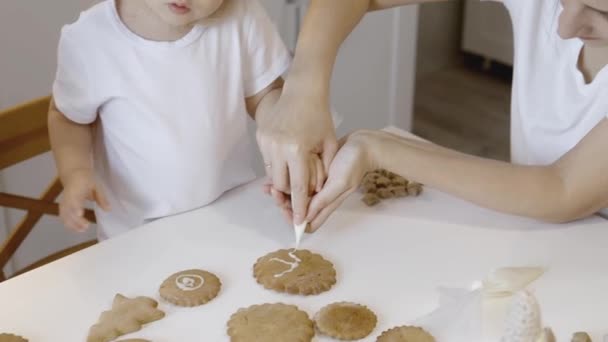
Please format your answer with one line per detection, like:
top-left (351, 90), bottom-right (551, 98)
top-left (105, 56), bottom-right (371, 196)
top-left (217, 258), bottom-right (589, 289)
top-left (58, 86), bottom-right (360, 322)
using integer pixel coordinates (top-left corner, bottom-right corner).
top-left (488, 0), bottom-right (608, 218)
top-left (53, 0), bottom-right (291, 238)
top-left (489, 0), bottom-right (608, 165)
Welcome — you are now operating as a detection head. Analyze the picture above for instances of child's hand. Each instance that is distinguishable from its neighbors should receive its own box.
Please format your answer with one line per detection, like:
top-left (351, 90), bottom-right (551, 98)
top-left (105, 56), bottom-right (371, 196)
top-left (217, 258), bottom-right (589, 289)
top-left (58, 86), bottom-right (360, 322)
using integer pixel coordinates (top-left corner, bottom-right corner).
top-left (60, 169), bottom-right (110, 232)
top-left (263, 154), bottom-right (326, 224)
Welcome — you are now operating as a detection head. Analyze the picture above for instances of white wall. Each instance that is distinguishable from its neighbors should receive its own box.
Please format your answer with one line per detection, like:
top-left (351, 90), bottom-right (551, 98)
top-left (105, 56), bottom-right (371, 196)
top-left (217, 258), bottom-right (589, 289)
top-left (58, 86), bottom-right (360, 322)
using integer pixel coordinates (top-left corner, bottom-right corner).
top-left (0, 0), bottom-right (99, 276)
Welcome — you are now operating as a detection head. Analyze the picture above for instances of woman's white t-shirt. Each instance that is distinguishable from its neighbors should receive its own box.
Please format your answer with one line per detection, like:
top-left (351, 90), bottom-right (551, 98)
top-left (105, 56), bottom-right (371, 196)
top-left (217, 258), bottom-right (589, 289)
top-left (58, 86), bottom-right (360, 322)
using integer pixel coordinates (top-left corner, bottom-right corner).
top-left (494, 0), bottom-right (608, 217)
top-left (494, 0), bottom-right (608, 165)
top-left (53, 0), bottom-right (291, 238)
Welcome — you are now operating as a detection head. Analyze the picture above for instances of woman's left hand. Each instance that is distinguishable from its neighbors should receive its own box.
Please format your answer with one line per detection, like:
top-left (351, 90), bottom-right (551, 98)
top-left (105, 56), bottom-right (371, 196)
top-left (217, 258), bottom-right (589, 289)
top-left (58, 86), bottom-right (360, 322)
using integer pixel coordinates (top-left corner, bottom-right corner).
top-left (304, 130), bottom-right (381, 231)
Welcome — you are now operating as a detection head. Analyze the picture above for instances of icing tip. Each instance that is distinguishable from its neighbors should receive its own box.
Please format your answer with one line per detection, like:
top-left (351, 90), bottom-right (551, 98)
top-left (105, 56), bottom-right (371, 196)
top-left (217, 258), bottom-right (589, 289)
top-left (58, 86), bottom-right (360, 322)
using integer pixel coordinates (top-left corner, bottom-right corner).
top-left (294, 222), bottom-right (307, 249)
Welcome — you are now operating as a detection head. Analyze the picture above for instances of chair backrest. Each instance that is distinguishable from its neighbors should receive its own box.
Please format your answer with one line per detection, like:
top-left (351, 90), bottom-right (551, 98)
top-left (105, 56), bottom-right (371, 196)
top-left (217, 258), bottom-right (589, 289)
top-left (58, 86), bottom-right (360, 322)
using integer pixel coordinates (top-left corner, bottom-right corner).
top-left (0, 96), bottom-right (52, 169)
top-left (0, 96), bottom-right (96, 282)
top-left (0, 96), bottom-right (54, 280)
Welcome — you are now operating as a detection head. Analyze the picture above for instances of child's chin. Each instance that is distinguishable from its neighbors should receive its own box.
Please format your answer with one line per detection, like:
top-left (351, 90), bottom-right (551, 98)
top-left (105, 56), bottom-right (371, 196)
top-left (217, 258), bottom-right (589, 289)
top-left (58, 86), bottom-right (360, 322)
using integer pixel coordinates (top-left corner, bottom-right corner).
top-left (161, 14), bottom-right (198, 27)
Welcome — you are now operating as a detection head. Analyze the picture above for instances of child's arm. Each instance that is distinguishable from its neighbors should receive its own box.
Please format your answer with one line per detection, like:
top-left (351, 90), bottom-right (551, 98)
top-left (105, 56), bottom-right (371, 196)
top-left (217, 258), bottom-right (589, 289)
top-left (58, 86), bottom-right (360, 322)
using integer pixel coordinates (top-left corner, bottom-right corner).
top-left (48, 98), bottom-right (110, 232)
top-left (245, 78), bottom-right (283, 122)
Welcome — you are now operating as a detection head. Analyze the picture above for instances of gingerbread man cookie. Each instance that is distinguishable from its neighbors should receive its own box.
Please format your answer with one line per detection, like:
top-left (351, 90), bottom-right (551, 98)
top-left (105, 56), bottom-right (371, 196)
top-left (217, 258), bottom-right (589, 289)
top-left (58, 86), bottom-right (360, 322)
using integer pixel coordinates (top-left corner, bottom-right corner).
top-left (87, 294), bottom-right (165, 342)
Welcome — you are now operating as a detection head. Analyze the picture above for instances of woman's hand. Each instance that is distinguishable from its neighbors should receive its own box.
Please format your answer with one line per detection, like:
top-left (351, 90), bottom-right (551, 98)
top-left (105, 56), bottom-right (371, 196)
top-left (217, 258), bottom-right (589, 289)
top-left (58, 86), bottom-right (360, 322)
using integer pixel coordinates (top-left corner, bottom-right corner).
top-left (256, 80), bottom-right (338, 225)
top-left (304, 131), bottom-right (380, 231)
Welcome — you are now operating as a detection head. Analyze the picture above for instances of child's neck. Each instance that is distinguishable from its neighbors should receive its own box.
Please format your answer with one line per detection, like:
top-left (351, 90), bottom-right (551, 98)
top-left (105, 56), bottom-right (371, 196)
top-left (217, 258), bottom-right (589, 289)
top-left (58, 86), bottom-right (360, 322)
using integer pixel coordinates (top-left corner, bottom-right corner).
top-left (117, 0), bottom-right (194, 42)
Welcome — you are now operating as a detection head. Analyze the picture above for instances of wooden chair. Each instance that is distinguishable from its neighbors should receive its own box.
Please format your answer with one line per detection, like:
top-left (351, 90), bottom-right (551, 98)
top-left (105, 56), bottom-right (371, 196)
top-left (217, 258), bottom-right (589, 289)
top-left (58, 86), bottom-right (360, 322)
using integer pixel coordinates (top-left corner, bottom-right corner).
top-left (0, 96), bottom-right (96, 282)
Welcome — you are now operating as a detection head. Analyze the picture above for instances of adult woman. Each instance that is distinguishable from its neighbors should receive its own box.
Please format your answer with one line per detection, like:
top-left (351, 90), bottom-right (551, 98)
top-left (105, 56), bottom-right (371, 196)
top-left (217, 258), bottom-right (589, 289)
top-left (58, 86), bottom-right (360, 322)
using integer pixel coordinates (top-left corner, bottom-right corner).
top-left (271, 0), bottom-right (608, 230)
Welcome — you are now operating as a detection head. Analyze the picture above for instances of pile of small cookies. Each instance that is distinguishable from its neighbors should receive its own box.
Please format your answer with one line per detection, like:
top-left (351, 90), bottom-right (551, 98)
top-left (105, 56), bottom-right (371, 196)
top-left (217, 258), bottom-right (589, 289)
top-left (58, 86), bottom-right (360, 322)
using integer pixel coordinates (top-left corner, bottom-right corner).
top-left (360, 169), bottom-right (423, 207)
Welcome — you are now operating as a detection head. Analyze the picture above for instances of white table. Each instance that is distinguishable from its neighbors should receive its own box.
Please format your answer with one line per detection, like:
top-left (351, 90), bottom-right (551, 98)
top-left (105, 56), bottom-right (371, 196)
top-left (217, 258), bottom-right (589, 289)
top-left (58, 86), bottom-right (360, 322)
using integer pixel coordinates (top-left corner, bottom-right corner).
top-left (1, 130), bottom-right (607, 341)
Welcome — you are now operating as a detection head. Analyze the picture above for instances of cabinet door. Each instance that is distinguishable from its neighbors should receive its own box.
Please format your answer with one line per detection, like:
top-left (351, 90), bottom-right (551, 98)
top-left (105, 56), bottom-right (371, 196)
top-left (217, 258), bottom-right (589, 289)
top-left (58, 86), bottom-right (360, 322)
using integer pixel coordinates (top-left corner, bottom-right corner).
top-left (462, 0), bottom-right (514, 66)
top-left (331, 6), bottom-right (419, 133)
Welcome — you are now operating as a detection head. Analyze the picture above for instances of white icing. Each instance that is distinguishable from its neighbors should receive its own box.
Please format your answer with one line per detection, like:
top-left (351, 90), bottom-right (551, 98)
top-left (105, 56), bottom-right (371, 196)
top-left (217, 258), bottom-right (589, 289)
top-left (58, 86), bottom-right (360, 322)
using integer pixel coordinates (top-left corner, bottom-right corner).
top-left (270, 249), bottom-right (302, 278)
top-left (175, 274), bottom-right (205, 291)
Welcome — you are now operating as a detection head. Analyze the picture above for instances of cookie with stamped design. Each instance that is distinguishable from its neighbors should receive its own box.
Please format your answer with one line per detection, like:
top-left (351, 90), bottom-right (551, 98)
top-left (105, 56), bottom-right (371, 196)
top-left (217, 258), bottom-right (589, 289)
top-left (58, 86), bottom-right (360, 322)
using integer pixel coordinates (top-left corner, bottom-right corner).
top-left (159, 269), bottom-right (221, 307)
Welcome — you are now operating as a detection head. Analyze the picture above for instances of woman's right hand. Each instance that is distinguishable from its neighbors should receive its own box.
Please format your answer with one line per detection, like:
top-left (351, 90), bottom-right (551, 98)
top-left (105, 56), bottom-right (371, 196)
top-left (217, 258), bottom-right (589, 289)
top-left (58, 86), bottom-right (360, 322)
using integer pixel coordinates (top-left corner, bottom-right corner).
top-left (305, 130), bottom-right (380, 232)
top-left (60, 169), bottom-right (110, 232)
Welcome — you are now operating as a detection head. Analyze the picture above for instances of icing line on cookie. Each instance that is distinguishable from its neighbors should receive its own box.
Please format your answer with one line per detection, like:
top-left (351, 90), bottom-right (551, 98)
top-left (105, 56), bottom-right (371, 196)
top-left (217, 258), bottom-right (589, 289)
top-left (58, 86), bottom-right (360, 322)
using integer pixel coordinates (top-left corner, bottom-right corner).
top-left (176, 274), bottom-right (205, 291)
top-left (270, 249), bottom-right (301, 278)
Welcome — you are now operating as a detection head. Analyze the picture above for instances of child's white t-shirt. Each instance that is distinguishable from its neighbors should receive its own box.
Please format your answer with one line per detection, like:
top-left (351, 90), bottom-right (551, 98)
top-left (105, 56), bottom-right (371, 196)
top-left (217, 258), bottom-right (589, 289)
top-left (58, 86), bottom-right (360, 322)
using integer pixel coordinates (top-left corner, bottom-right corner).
top-left (491, 0), bottom-right (608, 166)
top-left (53, 0), bottom-right (291, 239)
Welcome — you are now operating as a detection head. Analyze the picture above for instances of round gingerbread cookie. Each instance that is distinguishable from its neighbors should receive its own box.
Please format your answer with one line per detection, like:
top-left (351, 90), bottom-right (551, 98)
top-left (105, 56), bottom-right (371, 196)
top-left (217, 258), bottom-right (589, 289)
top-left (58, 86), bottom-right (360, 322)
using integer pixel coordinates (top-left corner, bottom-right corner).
top-left (159, 269), bottom-right (221, 307)
top-left (0, 334), bottom-right (27, 342)
top-left (315, 302), bottom-right (377, 340)
top-left (253, 249), bottom-right (336, 295)
top-left (376, 326), bottom-right (435, 342)
top-left (227, 303), bottom-right (314, 342)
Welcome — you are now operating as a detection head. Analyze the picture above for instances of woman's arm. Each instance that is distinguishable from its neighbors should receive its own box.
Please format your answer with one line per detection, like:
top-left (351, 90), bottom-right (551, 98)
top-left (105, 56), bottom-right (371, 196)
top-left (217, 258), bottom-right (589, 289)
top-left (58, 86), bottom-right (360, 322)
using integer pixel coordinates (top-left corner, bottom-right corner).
top-left (307, 120), bottom-right (608, 229)
top-left (263, 0), bottom-right (451, 224)
top-left (288, 0), bottom-right (450, 90)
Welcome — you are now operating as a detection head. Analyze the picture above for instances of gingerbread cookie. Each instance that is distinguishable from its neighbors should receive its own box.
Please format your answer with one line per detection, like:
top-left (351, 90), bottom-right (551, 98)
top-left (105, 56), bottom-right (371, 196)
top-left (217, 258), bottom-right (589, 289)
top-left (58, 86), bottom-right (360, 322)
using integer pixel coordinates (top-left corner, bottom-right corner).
top-left (376, 326), bottom-right (435, 342)
top-left (116, 340), bottom-right (151, 342)
top-left (0, 334), bottom-right (27, 342)
top-left (160, 269), bottom-right (221, 307)
top-left (227, 303), bottom-right (314, 342)
top-left (315, 302), bottom-right (377, 340)
top-left (572, 332), bottom-right (592, 342)
top-left (254, 249), bottom-right (336, 295)
top-left (87, 294), bottom-right (165, 342)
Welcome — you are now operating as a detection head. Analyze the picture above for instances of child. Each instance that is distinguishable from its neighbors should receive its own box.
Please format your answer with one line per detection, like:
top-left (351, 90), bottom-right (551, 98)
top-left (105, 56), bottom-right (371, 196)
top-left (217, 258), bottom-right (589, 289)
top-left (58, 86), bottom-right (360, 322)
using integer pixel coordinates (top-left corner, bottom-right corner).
top-left (49, 0), bottom-right (293, 239)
